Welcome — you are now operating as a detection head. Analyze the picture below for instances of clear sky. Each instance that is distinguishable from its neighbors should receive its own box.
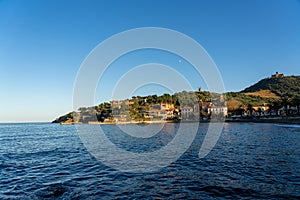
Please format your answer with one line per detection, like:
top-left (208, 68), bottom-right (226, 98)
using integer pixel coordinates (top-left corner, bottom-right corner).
top-left (0, 0), bottom-right (300, 122)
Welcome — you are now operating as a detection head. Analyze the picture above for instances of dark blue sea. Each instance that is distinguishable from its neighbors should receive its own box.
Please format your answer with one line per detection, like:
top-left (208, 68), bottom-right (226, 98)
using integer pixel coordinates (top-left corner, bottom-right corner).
top-left (0, 122), bottom-right (299, 199)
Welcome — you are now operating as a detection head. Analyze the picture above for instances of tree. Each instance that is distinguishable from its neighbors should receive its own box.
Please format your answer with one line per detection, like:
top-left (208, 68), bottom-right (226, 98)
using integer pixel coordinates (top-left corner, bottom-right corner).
top-left (281, 96), bottom-right (291, 116)
top-left (291, 95), bottom-right (300, 115)
top-left (269, 99), bottom-right (281, 116)
top-left (246, 104), bottom-right (254, 116)
top-left (257, 108), bottom-right (262, 118)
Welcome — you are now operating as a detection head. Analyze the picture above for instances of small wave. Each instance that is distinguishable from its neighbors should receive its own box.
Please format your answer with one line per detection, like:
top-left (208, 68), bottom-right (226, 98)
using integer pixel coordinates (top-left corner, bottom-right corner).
top-left (34, 183), bottom-right (71, 199)
top-left (275, 124), bottom-right (300, 128)
top-left (197, 185), bottom-right (261, 198)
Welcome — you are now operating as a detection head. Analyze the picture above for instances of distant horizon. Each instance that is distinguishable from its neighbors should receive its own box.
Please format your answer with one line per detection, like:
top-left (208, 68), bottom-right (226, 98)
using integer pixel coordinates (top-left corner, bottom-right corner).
top-left (1, 72), bottom-right (299, 123)
top-left (1, 71), bottom-right (300, 123)
top-left (0, 121), bottom-right (50, 124)
top-left (1, 0), bottom-right (300, 122)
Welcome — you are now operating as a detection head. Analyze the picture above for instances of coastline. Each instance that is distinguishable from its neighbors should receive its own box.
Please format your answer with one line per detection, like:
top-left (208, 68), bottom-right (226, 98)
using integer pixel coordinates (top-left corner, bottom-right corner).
top-left (60, 120), bottom-right (175, 125)
top-left (225, 116), bottom-right (300, 124)
top-left (59, 116), bottom-right (300, 125)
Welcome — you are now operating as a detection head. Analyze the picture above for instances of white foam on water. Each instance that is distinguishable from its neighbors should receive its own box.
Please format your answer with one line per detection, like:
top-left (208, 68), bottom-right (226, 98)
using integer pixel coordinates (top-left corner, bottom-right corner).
top-left (275, 124), bottom-right (300, 128)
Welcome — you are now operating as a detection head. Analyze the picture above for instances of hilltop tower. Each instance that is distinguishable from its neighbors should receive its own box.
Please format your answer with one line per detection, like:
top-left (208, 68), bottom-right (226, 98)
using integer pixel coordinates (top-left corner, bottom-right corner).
top-left (271, 72), bottom-right (284, 78)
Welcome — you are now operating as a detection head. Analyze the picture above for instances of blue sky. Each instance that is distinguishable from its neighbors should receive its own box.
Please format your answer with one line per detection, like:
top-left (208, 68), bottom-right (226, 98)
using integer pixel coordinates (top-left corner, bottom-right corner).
top-left (0, 0), bottom-right (300, 122)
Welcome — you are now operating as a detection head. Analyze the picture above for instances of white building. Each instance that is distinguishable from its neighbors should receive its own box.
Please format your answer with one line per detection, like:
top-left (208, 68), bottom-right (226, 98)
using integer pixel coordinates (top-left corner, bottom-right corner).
top-left (181, 106), bottom-right (194, 119)
top-left (207, 106), bottom-right (228, 117)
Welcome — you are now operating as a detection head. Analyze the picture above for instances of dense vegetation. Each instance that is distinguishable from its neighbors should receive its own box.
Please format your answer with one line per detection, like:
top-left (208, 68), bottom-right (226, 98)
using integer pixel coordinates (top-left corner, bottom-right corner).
top-left (52, 90), bottom-right (219, 123)
top-left (242, 76), bottom-right (300, 98)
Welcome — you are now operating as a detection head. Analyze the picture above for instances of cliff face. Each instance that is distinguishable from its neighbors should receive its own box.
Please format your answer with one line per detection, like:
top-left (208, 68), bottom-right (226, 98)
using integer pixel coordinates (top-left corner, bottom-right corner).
top-left (242, 75), bottom-right (300, 98)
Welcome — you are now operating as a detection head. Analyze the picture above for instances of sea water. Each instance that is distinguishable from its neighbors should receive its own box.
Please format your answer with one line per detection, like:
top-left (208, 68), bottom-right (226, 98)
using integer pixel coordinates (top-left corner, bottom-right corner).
top-left (0, 122), bottom-right (299, 199)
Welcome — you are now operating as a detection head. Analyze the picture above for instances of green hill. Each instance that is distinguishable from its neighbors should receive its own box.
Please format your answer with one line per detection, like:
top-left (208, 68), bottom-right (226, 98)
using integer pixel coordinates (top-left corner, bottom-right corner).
top-left (52, 73), bottom-right (300, 123)
top-left (242, 74), bottom-right (300, 98)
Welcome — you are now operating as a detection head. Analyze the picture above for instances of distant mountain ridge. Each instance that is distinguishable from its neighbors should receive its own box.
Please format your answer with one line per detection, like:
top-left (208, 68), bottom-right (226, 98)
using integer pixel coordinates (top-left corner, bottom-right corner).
top-left (242, 73), bottom-right (300, 98)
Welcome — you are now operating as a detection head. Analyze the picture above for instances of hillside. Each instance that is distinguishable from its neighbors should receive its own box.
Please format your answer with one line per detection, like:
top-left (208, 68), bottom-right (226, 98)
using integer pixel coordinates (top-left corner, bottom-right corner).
top-left (243, 90), bottom-right (280, 99)
top-left (242, 74), bottom-right (300, 98)
top-left (53, 73), bottom-right (300, 123)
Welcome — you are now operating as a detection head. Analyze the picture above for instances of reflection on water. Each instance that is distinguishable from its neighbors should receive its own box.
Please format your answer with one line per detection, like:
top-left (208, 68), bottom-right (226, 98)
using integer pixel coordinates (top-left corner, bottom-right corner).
top-left (0, 122), bottom-right (299, 199)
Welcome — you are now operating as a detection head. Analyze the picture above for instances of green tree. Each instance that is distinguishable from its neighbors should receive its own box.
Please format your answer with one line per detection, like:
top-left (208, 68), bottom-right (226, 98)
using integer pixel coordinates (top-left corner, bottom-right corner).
top-left (281, 96), bottom-right (291, 116)
top-left (291, 95), bottom-right (300, 115)
top-left (247, 103), bottom-right (254, 116)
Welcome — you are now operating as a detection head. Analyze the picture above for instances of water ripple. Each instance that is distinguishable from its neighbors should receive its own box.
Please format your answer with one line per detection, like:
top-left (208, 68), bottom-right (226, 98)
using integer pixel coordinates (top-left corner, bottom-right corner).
top-left (0, 123), bottom-right (299, 199)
